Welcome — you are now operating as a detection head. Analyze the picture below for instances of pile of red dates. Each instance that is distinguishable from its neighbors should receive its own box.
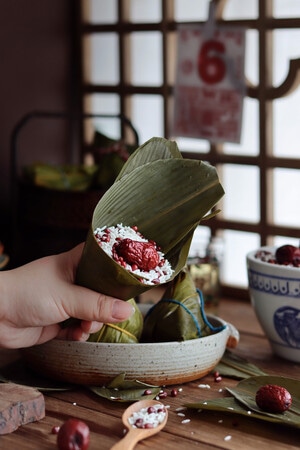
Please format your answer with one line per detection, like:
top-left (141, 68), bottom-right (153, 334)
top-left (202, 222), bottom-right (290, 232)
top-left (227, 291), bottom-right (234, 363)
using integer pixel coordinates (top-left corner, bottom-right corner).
top-left (255, 244), bottom-right (300, 267)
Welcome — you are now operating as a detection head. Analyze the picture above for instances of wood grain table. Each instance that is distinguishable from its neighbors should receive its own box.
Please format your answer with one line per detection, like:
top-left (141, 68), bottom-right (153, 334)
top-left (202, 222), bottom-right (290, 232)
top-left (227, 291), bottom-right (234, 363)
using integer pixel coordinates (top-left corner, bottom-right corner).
top-left (0, 299), bottom-right (299, 449)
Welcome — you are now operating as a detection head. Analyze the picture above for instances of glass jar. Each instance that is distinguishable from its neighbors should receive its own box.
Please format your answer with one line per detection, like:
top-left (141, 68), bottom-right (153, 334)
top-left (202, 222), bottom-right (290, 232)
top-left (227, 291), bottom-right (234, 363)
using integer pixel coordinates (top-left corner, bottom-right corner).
top-left (188, 236), bottom-right (223, 313)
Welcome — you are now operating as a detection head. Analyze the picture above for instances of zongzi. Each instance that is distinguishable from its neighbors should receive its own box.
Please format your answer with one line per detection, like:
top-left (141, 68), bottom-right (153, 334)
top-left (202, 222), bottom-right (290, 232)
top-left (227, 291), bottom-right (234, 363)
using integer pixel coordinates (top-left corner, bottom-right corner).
top-left (76, 137), bottom-right (225, 301)
top-left (142, 268), bottom-right (225, 342)
top-left (88, 298), bottom-right (143, 343)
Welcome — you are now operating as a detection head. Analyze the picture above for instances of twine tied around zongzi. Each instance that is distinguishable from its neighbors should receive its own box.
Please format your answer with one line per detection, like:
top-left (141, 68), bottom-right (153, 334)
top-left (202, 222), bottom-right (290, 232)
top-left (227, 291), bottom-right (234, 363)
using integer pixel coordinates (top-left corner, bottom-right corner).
top-left (144, 289), bottom-right (226, 338)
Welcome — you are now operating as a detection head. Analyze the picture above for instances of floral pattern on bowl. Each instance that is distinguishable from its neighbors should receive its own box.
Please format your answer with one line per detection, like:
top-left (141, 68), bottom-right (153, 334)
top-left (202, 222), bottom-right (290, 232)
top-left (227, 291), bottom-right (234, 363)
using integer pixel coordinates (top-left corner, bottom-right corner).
top-left (274, 306), bottom-right (300, 349)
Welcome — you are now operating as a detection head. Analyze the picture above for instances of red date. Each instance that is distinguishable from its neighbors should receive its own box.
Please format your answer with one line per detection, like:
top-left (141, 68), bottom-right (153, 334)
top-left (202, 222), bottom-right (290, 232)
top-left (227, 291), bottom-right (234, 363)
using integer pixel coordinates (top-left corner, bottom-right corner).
top-left (255, 384), bottom-right (292, 413)
top-left (275, 245), bottom-right (299, 266)
top-left (57, 418), bottom-right (90, 450)
top-left (113, 238), bottom-right (160, 271)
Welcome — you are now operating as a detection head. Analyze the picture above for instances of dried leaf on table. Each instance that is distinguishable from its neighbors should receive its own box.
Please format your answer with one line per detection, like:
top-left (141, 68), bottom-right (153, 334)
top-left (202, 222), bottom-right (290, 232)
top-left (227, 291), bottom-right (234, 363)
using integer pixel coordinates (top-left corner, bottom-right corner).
top-left (226, 375), bottom-right (300, 418)
top-left (214, 350), bottom-right (267, 379)
top-left (185, 375), bottom-right (300, 429)
top-left (88, 373), bottom-right (161, 402)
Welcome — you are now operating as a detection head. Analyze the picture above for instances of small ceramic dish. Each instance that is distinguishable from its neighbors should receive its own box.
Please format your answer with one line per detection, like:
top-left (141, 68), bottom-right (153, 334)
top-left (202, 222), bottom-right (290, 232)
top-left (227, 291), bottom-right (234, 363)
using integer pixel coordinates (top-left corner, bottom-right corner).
top-left (21, 315), bottom-right (239, 386)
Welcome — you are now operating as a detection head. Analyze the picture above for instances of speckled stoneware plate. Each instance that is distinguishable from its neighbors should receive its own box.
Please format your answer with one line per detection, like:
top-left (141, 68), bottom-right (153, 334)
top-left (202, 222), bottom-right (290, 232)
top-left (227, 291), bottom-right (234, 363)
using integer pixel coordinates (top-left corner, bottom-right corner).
top-left (21, 315), bottom-right (239, 386)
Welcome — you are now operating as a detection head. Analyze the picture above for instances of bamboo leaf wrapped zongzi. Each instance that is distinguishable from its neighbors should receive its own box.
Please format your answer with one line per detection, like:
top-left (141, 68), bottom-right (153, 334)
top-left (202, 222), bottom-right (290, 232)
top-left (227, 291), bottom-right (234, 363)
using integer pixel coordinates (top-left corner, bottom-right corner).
top-left (88, 298), bottom-right (143, 343)
top-left (142, 268), bottom-right (225, 342)
top-left (76, 137), bottom-right (224, 301)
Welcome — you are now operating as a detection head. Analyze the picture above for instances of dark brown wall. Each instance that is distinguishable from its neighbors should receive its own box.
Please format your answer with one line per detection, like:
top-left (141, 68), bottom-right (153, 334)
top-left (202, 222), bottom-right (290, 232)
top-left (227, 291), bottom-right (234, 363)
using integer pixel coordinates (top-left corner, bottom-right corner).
top-left (0, 0), bottom-right (74, 246)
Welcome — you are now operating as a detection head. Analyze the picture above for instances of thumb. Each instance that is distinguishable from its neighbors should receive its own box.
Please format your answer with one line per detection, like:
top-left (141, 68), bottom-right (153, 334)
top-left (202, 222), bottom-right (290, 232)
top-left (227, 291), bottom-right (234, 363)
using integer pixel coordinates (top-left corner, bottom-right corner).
top-left (62, 285), bottom-right (135, 324)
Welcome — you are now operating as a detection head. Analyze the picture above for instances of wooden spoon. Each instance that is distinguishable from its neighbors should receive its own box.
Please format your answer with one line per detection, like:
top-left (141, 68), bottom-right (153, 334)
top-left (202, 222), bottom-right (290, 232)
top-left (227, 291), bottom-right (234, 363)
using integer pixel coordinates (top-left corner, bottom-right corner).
top-left (110, 399), bottom-right (168, 450)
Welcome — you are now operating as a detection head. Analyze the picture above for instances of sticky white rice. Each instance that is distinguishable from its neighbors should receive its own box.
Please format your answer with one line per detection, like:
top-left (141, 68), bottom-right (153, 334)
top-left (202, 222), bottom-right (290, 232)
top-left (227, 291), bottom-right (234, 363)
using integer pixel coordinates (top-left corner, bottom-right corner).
top-left (94, 224), bottom-right (173, 285)
top-left (128, 403), bottom-right (166, 428)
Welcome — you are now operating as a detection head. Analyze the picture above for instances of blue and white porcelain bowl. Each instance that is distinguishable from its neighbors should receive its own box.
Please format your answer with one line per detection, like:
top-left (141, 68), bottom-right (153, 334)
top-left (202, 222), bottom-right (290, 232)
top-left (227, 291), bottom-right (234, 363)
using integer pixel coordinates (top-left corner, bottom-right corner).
top-left (247, 246), bottom-right (300, 363)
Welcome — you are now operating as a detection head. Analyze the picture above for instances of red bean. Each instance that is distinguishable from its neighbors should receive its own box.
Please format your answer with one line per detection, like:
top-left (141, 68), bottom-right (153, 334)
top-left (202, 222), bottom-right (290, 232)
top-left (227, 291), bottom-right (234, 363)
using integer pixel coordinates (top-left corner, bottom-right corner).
top-left (147, 406), bottom-right (156, 414)
top-left (171, 388), bottom-right (178, 397)
top-left (159, 391), bottom-right (168, 399)
top-left (134, 418), bottom-right (144, 428)
top-left (157, 407), bottom-right (165, 413)
top-left (51, 425), bottom-right (60, 434)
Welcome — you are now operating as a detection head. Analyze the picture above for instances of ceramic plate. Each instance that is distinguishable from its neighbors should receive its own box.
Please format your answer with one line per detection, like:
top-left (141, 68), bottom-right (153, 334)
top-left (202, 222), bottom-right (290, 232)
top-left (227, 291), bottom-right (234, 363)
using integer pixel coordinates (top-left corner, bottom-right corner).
top-left (21, 315), bottom-right (239, 386)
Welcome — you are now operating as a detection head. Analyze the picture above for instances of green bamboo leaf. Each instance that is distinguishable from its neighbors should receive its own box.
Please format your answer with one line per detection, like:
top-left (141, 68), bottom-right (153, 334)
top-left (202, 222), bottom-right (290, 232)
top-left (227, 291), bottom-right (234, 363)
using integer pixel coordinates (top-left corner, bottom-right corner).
top-left (214, 350), bottom-right (267, 379)
top-left (185, 375), bottom-right (300, 429)
top-left (93, 159), bottom-right (222, 248)
top-left (107, 373), bottom-right (128, 388)
top-left (88, 298), bottom-right (143, 343)
top-left (142, 268), bottom-right (221, 342)
top-left (88, 373), bottom-right (161, 402)
top-left (185, 397), bottom-right (300, 428)
top-left (201, 209), bottom-right (221, 221)
top-left (227, 376), bottom-right (300, 418)
top-left (76, 155), bottom-right (224, 300)
top-left (186, 396), bottom-right (258, 416)
top-left (116, 136), bottom-right (182, 180)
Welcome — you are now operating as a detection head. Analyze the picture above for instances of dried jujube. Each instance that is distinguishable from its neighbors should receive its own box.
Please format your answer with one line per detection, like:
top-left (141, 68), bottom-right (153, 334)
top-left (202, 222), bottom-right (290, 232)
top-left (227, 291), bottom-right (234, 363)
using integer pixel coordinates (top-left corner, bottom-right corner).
top-left (255, 384), bottom-right (292, 413)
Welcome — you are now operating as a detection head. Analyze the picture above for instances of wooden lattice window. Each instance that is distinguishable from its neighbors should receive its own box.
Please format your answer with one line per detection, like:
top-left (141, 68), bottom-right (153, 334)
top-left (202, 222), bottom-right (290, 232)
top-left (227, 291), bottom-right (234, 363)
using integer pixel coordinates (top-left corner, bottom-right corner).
top-left (76, 0), bottom-right (300, 299)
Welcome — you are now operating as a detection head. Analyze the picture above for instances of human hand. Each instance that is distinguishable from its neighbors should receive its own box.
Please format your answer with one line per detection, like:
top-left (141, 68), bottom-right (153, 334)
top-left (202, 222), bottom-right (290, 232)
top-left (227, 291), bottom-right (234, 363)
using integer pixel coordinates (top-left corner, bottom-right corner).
top-left (0, 244), bottom-right (134, 348)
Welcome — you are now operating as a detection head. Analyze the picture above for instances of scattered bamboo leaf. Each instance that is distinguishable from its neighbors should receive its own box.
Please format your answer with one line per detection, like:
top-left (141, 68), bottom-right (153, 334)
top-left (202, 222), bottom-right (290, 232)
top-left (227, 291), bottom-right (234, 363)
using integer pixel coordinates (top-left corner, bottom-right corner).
top-left (214, 350), bottom-right (267, 379)
top-left (186, 396), bottom-right (259, 417)
top-left (185, 375), bottom-right (300, 429)
top-left (227, 376), bottom-right (300, 419)
top-left (88, 373), bottom-right (161, 402)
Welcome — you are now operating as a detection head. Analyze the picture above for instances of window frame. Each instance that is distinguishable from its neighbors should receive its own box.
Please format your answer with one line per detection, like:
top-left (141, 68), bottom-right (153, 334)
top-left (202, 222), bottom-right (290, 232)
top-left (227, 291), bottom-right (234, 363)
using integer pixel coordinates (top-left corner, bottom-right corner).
top-left (74, 0), bottom-right (300, 300)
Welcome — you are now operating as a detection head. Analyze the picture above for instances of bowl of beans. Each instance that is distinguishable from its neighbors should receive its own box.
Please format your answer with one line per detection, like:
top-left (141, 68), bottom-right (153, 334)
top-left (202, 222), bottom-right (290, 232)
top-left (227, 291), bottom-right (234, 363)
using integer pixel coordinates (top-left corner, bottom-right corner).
top-left (247, 245), bottom-right (300, 363)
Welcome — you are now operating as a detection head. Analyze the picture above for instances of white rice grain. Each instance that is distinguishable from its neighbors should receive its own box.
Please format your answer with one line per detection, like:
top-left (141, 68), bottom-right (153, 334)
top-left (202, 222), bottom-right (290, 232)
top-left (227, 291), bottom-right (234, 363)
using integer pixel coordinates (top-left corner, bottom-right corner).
top-left (181, 419), bottom-right (191, 424)
top-left (128, 403), bottom-right (166, 429)
top-left (224, 435), bottom-right (232, 441)
top-left (94, 224), bottom-right (173, 285)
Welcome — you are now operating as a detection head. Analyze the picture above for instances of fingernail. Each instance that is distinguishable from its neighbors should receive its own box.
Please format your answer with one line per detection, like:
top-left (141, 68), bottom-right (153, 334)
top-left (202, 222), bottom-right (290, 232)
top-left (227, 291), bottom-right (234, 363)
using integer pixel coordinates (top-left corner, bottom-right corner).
top-left (89, 322), bottom-right (103, 334)
top-left (112, 300), bottom-right (135, 320)
top-left (78, 332), bottom-right (90, 342)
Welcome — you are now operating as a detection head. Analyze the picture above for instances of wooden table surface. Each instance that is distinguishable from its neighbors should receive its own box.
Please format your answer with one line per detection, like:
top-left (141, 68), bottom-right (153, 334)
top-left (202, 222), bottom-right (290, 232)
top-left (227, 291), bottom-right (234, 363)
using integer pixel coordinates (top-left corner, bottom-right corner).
top-left (1, 298), bottom-right (299, 449)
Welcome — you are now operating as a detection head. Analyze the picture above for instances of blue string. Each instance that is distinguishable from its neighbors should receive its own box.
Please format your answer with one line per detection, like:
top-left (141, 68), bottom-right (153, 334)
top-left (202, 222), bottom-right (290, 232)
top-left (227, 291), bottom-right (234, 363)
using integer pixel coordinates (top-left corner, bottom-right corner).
top-left (196, 289), bottom-right (226, 333)
top-left (144, 289), bottom-right (226, 338)
top-left (160, 298), bottom-right (202, 337)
